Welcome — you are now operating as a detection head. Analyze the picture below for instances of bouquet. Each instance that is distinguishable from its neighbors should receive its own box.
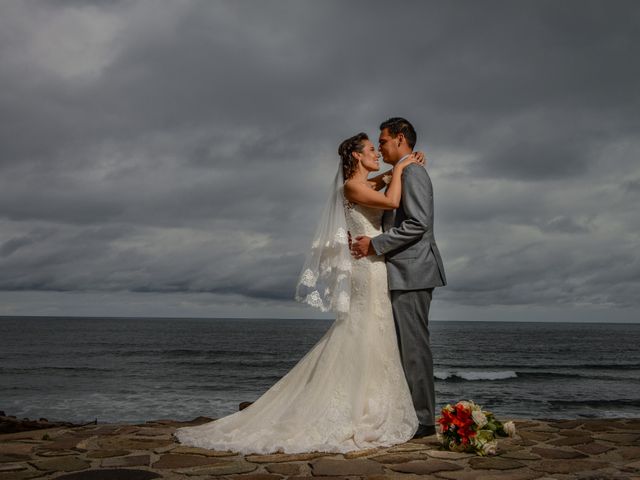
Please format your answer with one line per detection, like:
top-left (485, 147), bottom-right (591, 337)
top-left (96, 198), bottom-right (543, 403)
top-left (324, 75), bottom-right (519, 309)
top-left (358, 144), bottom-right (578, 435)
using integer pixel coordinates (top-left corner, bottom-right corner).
top-left (437, 400), bottom-right (517, 456)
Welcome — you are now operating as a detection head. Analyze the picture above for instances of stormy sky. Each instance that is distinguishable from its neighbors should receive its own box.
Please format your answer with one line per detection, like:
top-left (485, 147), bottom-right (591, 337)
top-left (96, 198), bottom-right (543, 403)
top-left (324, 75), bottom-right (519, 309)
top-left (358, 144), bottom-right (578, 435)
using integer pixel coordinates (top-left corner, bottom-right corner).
top-left (0, 0), bottom-right (638, 321)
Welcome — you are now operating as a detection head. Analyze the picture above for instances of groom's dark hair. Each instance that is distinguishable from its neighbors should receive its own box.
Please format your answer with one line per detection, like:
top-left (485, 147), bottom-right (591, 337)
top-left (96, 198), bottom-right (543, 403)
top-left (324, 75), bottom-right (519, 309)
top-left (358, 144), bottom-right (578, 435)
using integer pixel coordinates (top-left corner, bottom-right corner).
top-left (380, 117), bottom-right (417, 149)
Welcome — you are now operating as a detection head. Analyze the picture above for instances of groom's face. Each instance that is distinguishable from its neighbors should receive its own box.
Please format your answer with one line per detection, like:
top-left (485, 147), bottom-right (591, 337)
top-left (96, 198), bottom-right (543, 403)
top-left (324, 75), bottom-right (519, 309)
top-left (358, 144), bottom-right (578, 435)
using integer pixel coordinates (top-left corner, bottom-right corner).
top-left (378, 128), bottom-right (400, 164)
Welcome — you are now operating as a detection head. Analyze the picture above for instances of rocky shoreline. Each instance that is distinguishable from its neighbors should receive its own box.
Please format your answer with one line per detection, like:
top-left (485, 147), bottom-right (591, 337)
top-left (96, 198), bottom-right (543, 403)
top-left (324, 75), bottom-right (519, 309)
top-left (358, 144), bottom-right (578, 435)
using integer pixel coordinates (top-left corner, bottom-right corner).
top-left (0, 414), bottom-right (639, 480)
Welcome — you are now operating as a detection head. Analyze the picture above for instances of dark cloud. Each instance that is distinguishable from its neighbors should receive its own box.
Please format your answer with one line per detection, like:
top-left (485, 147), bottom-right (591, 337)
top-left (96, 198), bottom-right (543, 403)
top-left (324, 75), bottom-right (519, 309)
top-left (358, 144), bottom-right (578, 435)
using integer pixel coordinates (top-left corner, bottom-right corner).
top-left (0, 0), bottom-right (638, 320)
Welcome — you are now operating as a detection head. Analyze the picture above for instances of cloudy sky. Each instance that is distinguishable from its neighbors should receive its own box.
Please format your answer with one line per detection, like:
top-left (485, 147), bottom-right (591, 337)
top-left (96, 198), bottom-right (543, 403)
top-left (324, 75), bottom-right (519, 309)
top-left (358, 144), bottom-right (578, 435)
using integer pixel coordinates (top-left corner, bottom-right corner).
top-left (0, 0), bottom-right (638, 322)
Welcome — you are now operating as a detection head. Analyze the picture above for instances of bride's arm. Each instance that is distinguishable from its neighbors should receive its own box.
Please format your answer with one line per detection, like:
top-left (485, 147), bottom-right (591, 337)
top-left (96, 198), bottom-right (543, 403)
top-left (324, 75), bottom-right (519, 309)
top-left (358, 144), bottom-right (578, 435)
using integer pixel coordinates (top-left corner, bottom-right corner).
top-left (344, 154), bottom-right (419, 209)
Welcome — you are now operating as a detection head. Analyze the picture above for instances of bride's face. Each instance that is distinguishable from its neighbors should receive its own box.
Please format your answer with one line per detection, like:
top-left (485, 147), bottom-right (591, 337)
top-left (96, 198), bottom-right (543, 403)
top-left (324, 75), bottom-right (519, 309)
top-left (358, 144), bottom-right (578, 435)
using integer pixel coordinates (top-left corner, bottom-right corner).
top-left (355, 139), bottom-right (381, 172)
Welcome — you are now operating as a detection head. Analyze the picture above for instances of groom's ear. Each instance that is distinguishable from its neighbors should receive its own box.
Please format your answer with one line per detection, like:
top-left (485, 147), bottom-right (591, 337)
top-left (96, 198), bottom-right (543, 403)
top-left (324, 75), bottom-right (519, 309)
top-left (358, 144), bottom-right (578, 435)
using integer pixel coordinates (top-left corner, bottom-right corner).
top-left (396, 132), bottom-right (406, 146)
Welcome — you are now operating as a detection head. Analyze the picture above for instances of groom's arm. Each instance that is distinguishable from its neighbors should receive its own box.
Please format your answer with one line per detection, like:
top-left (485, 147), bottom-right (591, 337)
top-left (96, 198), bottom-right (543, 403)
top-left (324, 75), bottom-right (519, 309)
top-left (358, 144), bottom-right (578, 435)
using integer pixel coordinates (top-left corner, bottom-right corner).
top-left (370, 164), bottom-right (432, 256)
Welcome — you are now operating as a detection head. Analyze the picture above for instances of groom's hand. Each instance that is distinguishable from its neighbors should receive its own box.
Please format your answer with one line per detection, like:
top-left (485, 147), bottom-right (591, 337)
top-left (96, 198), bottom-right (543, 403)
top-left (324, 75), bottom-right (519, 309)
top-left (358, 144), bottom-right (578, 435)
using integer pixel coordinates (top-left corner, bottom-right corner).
top-left (351, 235), bottom-right (375, 258)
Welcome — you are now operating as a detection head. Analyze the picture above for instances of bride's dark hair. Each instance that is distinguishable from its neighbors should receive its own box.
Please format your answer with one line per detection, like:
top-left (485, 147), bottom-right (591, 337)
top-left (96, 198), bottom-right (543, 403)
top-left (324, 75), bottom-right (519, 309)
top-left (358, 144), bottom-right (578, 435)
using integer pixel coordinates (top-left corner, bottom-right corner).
top-left (338, 132), bottom-right (368, 181)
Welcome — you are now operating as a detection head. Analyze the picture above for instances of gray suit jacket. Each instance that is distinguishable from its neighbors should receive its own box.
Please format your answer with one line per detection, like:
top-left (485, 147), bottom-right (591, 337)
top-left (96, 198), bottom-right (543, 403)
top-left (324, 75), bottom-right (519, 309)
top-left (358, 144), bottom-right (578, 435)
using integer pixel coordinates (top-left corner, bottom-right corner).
top-left (371, 163), bottom-right (447, 290)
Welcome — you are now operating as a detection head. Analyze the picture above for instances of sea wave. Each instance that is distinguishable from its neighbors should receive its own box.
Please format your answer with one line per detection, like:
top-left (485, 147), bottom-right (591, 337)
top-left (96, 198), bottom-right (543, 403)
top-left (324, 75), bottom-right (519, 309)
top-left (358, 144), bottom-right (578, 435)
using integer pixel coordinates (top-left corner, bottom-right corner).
top-left (435, 370), bottom-right (518, 381)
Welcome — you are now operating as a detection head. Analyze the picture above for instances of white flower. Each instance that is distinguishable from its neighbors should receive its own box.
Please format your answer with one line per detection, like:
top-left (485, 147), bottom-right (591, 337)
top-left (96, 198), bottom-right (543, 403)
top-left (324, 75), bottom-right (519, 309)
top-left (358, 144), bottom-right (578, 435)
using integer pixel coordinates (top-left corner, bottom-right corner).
top-left (335, 227), bottom-right (348, 244)
top-left (482, 440), bottom-right (498, 455)
top-left (457, 400), bottom-right (472, 410)
top-left (382, 174), bottom-right (392, 185)
top-left (503, 421), bottom-right (517, 437)
top-left (472, 409), bottom-right (488, 428)
top-left (301, 269), bottom-right (317, 287)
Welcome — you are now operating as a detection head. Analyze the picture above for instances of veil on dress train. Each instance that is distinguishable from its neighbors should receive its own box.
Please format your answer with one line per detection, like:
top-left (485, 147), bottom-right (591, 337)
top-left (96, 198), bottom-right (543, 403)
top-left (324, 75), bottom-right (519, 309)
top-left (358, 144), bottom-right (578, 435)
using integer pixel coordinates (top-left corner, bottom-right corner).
top-left (173, 161), bottom-right (418, 454)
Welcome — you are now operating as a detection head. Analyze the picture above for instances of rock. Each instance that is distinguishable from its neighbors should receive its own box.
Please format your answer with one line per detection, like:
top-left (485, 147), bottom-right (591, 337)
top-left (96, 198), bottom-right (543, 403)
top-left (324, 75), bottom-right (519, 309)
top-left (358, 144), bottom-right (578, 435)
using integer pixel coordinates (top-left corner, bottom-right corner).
top-left (265, 463), bottom-right (302, 475)
top-left (245, 452), bottom-right (329, 463)
top-left (438, 470), bottom-right (544, 480)
top-left (530, 459), bottom-right (612, 474)
top-left (468, 457), bottom-right (525, 470)
top-left (386, 442), bottom-right (430, 452)
top-left (97, 436), bottom-right (173, 450)
top-left (0, 470), bottom-right (45, 480)
top-left (0, 454), bottom-right (31, 463)
top-left (86, 449), bottom-right (131, 458)
top-left (426, 450), bottom-right (473, 460)
top-left (174, 416), bottom-right (215, 426)
top-left (593, 433), bottom-right (640, 445)
top-left (0, 415), bottom-right (88, 434)
top-left (343, 447), bottom-right (380, 458)
top-left (531, 446), bottom-right (588, 459)
top-left (0, 462), bottom-right (28, 472)
top-left (519, 431), bottom-right (556, 442)
top-left (618, 446), bottom-right (640, 460)
top-left (311, 458), bottom-right (384, 476)
top-left (548, 435), bottom-right (593, 446)
top-left (369, 452), bottom-right (427, 463)
top-left (174, 460), bottom-right (258, 476)
top-left (501, 450), bottom-right (543, 460)
top-left (551, 420), bottom-right (585, 430)
top-left (34, 449), bottom-right (79, 456)
top-left (152, 453), bottom-right (229, 469)
top-left (101, 454), bottom-right (151, 467)
top-left (227, 474), bottom-right (283, 480)
top-left (171, 445), bottom-right (238, 457)
top-left (0, 443), bottom-right (34, 456)
top-left (54, 469), bottom-right (162, 480)
top-left (28, 456), bottom-right (91, 472)
top-left (34, 436), bottom-right (87, 451)
top-left (389, 459), bottom-right (463, 474)
top-left (580, 420), bottom-right (618, 432)
top-left (573, 443), bottom-right (615, 455)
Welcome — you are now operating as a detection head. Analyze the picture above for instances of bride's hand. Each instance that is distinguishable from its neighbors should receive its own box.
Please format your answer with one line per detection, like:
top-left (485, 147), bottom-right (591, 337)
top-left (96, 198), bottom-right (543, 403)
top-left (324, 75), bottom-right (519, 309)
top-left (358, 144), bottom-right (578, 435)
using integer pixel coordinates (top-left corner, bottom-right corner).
top-left (408, 151), bottom-right (426, 166)
top-left (396, 151), bottom-right (426, 171)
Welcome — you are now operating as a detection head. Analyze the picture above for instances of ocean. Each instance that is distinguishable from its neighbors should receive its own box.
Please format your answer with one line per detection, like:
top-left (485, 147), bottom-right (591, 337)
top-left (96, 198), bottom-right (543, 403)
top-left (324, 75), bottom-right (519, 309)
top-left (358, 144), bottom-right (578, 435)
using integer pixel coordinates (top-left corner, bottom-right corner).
top-left (1, 317), bottom-right (639, 424)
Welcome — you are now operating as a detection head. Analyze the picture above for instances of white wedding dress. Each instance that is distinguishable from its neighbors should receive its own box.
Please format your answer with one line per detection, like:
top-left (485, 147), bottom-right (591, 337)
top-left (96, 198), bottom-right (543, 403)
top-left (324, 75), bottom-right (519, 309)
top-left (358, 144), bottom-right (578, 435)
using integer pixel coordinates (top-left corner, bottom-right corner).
top-left (173, 203), bottom-right (418, 454)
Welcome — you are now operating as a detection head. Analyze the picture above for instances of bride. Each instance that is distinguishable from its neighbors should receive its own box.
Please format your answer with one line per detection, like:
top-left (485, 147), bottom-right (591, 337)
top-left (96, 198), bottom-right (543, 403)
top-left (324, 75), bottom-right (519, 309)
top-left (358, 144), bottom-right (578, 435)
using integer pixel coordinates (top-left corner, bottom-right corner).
top-left (173, 132), bottom-right (424, 454)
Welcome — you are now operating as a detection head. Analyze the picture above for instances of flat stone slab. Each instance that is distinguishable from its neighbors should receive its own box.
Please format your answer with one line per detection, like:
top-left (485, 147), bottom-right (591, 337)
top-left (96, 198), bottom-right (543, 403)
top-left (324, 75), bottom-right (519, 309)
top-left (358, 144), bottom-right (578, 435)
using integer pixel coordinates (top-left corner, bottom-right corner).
top-left (369, 452), bottom-right (427, 463)
top-left (531, 446), bottom-right (588, 459)
top-left (246, 452), bottom-right (329, 463)
top-left (2, 417), bottom-right (640, 479)
top-left (389, 459), bottom-right (463, 474)
top-left (468, 457), bottom-right (525, 470)
top-left (0, 443), bottom-right (35, 456)
top-left (173, 460), bottom-right (258, 476)
top-left (54, 469), bottom-right (162, 480)
top-left (101, 454), bottom-right (150, 467)
top-left (437, 470), bottom-right (543, 480)
top-left (593, 433), bottom-right (640, 444)
top-left (171, 445), bottom-right (238, 456)
top-left (548, 435), bottom-right (593, 446)
top-left (152, 452), bottom-right (229, 469)
top-left (426, 449), bottom-right (474, 460)
top-left (311, 458), bottom-right (384, 475)
top-left (97, 437), bottom-right (174, 450)
top-left (529, 459), bottom-right (611, 474)
top-left (265, 462), bottom-right (302, 475)
top-left (28, 456), bottom-right (91, 472)
top-left (0, 462), bottom-right (29, 472)
top-left (86, 449), bottom-right (131, 458)
top-left (573, 442), bottom-right (615, 455)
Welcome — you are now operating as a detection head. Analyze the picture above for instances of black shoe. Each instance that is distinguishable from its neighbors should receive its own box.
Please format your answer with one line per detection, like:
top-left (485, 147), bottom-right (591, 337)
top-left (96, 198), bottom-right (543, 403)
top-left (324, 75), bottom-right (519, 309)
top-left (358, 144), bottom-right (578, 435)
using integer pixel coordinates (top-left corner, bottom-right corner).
top-left (412, 424), bottom-right (437, 439)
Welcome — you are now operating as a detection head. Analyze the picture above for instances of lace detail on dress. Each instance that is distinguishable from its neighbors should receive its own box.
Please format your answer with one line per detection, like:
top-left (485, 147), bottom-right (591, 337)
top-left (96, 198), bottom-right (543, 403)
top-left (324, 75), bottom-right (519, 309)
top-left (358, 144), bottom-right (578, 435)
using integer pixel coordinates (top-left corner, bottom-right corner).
top-left (174, 203), bottom-right (418, 454)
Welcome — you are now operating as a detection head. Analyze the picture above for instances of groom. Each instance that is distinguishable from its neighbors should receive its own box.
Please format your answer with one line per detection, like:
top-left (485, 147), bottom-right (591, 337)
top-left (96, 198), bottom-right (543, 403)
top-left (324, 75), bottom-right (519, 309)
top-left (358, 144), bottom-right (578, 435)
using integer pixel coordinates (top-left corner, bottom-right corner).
top-left (351, 117), bottom-right (446, 438)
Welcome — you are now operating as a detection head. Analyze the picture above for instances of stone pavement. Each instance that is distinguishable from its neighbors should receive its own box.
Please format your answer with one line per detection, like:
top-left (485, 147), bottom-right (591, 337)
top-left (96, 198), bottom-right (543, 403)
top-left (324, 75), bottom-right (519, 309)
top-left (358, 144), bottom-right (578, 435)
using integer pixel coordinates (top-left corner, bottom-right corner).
top-left (1, 417), bottom-right (639, 480)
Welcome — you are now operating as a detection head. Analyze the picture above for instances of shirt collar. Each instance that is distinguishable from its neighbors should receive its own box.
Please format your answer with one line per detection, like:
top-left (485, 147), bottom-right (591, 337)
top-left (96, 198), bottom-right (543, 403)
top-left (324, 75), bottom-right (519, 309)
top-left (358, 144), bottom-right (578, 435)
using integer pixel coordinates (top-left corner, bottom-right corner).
top-left (397, 153), bottom-right (412, 165)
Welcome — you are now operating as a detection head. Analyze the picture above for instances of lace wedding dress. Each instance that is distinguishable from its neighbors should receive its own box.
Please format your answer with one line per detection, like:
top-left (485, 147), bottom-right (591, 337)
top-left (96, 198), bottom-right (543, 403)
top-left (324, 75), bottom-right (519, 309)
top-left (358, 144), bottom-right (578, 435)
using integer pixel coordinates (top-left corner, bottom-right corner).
top-left (173, 203), bottom-right (418, 454)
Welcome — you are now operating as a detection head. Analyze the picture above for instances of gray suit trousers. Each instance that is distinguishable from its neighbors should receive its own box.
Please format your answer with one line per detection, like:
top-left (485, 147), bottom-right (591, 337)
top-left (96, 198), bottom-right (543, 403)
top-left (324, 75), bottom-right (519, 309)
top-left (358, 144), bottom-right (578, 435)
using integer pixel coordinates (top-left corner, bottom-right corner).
top-left (391, 288), bottom-right (435, 427)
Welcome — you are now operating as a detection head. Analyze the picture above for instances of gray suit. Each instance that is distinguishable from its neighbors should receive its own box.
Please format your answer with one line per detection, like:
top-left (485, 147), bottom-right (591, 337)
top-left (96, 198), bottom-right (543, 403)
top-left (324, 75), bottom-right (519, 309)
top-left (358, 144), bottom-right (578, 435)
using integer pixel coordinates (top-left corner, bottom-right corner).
top-left (371, 162), bottom-right (446, 427)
